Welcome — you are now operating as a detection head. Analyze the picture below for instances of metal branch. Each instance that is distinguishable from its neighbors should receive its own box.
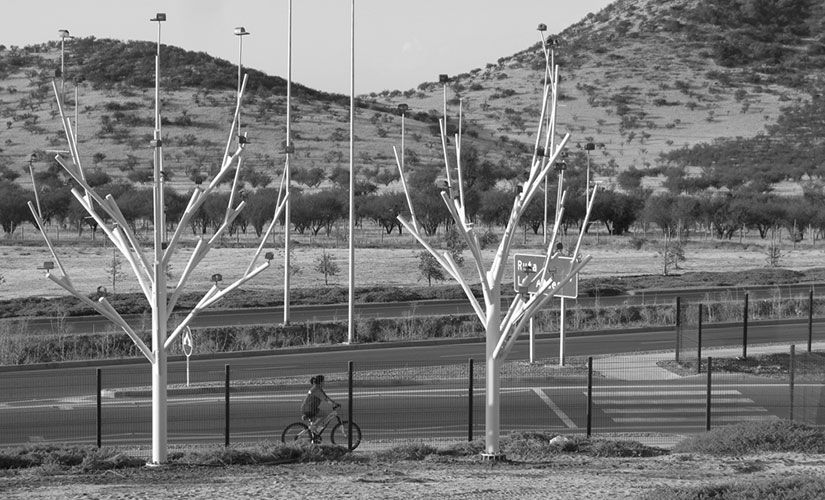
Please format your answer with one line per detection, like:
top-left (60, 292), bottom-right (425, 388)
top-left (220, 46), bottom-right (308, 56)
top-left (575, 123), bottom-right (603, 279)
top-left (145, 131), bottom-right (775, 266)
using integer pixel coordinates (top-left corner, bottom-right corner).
top-left (51, 81), bottom-right (88, 198)
top-left (438, 119), bottom-right (454, 197)
top-left (439, 191), bottom-right (490, 297)
top-left (398, 216), bottom-right (486, 322)
top-left (27, 203), bottom-right (72, 282)
top-left (393, 146), bottom-right (420, 234)
top-left (165, 237), bottom-right (209, 316)
top-left (96, 297), bottom-right (153, 362)
top-left (220, 73), bottom-right (248, 168)
top-left (244, 193), bottom-right (289, 276)
top-left (164, 261), bottom-right (270, 350)
top-left (44, 271), bottom-right (153, 362)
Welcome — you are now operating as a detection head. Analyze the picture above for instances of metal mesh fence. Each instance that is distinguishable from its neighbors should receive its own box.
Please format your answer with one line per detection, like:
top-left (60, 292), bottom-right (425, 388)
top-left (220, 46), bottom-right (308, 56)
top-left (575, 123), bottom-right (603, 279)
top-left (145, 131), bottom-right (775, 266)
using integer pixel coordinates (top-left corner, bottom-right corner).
top-left (352, 358), bottom-right (473, 450)
top-left (0, 367), bottom-right (98, 447)
top-left (498, 357), bottom-right (588, 438)
top-left (2, 345), bottom-right (823, 454)
top-left (590, 351), bottom-right (701, 447)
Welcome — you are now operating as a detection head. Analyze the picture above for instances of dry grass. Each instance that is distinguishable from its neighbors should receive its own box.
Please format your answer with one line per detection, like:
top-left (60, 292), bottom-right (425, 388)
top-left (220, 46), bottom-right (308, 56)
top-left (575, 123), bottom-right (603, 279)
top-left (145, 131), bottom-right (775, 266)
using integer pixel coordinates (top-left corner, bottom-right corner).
top-left (4, 230), bottom-right (825, 301)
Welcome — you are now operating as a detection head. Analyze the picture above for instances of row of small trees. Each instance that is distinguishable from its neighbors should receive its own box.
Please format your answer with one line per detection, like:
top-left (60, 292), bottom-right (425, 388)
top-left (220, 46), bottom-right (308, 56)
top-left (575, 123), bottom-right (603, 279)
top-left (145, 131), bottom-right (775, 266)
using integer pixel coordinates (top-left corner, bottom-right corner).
top-left (5, 175), bottom-right (825, 245)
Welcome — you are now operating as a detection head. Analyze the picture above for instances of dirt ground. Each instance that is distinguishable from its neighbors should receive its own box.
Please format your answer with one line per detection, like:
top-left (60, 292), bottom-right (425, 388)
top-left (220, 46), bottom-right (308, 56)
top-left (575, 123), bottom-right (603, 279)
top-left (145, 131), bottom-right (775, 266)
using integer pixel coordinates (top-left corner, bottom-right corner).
top-left (2, 452), bottom-right (824, 499)
top-left (4, 237), bottom-right (825, 300)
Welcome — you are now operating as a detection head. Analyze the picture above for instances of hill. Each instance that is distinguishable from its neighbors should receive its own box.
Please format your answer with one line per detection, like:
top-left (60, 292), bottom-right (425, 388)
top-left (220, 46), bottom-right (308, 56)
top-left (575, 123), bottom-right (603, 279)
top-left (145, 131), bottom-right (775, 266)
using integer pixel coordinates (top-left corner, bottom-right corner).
top-left (369, 0), bottom-right (825, 190)
top-left (1, 0), bottom-right (824, 198)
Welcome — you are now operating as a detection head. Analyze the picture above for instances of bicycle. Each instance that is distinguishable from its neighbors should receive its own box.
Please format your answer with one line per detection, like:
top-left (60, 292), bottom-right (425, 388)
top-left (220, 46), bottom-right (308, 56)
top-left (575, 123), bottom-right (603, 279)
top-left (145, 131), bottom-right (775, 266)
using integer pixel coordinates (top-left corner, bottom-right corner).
top-left (281, 404), bottom-right (362, 450)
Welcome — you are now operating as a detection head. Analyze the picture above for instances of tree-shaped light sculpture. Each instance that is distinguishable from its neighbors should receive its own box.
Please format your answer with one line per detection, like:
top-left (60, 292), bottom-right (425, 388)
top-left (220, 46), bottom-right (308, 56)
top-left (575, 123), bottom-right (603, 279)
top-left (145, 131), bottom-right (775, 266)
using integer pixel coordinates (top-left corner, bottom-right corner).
top-left (27, 18), bottom-right (288, 465)
top-left (394, 29), bottom-right (597, 459)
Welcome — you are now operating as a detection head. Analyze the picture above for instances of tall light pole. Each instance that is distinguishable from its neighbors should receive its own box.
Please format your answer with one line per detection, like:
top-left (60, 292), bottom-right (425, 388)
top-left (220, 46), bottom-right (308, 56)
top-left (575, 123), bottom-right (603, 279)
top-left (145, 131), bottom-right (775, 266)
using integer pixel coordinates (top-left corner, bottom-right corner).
top-left (347, 0), bottom-right (356, 343)
top-left (234, 27), bottom-right (250, 147)
top-left (585, 142), bottom-right (595, 207)
top-left (284, 0), bottom-right (293, 324)
top-left (57, 29), bottom-right (73, 102)
top-left (398, 103), bottom-right (408, 172)
top-left (439, 73), bottom-right (454, 199)
top-left (148, 11), bottom-right (167, 465)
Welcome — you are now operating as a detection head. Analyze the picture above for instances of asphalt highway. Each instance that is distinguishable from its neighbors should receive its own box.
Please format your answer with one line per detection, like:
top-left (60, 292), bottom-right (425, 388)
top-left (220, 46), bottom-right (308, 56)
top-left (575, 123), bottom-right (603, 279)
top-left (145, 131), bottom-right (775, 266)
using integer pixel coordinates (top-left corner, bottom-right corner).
top-left (1, 317), bottom-right (822, 448)
top-left (13, 283), bottom-right (822, 335)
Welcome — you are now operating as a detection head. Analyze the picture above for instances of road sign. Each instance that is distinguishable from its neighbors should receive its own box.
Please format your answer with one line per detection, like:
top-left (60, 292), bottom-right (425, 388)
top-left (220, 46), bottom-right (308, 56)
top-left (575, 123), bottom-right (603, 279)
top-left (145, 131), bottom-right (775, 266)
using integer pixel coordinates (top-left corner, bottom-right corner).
top-left (513, 253), bottom-right (543, 294)
top-left (513, 253), bottom-right (578, 298)
top-left (545, 255), bottom-right (578, 299)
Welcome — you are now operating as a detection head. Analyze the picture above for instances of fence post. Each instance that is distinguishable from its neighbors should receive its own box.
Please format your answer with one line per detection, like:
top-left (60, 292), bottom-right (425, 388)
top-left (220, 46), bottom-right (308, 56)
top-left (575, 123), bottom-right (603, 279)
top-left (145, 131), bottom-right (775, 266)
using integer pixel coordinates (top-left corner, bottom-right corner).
top-left (224, 364), bottom-right (230, 447)
top-left (96, 368), bottom-right (102, 449)
top-left (743, 293), bottom-right (749, 359)
top-left (789, 345), bottom-right (795, 422)
top-left (697, 304), bottom-right (703, 375)
top-left (706, 357), bottom-right (712, 432)
top-left (675, 297), bottom-right (681, 363)
top-left (348, 361), bottom-right (354, 451)
top-left (468, 358), bottom-right (474, 442)
top-left (587, 357), bottom-right (593, 438)
top-left (808, 291), bottom-right (813, 354)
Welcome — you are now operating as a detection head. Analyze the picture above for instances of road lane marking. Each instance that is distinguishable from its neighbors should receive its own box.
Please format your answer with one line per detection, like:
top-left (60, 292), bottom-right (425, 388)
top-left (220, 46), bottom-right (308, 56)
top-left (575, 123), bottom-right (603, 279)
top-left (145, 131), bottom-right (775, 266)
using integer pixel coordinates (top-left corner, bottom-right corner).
top-left (595, 398), bottom-right (753, 405)
top-left (591, 390), bottom-right (742, 396)
top-left (602, 407), bottom-right (768, 414)
top-left (613, 415), bottom-right (778, 423)
top-left (532, 388), bottom-right (576, 429)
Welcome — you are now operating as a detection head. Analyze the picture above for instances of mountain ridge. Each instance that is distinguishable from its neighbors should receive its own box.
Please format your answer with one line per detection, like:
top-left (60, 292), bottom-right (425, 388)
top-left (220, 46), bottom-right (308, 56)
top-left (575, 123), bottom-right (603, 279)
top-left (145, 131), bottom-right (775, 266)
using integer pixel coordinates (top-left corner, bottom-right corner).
top-left (1, 0), bottom-right (823, 195)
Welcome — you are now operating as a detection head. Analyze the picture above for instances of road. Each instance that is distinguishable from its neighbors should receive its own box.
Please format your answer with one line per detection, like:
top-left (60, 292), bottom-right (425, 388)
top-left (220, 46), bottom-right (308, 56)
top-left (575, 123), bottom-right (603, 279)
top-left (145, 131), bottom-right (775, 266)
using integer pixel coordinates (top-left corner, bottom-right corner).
top-left (11, 283), bottom-right (821, 335)
top-left (1, 318), bottom-right (822, 448)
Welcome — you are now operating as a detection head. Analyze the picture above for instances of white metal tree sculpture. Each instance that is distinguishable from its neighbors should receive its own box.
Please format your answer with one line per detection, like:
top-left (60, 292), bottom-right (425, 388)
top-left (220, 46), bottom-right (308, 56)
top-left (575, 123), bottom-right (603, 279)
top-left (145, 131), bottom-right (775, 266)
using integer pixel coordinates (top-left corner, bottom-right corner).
top-left (27, 29), bottom-right (287, 464)
top-left (394, 29), bottom-right (597, 458)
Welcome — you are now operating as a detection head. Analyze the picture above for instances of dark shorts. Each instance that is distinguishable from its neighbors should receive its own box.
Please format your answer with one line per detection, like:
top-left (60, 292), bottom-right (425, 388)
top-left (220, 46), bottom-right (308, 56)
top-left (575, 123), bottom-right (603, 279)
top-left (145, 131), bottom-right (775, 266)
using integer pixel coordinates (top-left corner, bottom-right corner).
top-left (302, 410), bottom-right (318, 421)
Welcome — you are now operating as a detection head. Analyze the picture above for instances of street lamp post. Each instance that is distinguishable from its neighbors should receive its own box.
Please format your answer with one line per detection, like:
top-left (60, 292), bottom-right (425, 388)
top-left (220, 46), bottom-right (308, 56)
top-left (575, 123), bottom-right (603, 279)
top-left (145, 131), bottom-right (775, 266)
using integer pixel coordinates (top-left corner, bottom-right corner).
top-left (284, 0), bottom-right (293, 325)
top-left (148, 12), bottom-right (167, 466)
top-left (234, 27), bottom-right (250, 147)
top-left (57, 29), bottom-right (73, 101)
top-left (585, 142), bottom-right (595, 207)
top-left (438, 74), bottom-right (454, 198)
top-left (347, 0), bottom-right (356, 343)
top-left (398, 103), bottom-right (408, 172)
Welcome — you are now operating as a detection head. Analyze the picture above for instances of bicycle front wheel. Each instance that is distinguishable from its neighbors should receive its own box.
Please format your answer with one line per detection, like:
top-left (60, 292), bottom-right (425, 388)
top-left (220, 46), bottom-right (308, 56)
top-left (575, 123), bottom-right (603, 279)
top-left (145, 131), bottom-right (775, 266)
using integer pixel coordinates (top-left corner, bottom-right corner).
top-left (330, 420), bottom-right (361, 450)
top-left (281, 422), bottom-right (313, 444)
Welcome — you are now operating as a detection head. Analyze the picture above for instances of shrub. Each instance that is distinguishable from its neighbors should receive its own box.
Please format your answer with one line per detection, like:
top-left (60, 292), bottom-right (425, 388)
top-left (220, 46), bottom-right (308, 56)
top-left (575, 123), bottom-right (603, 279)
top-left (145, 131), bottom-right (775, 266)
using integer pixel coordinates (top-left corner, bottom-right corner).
top-left (641, 476), bottom-right (825, 500)
top-left (673, 420), bottom-right (825, 455)
top-left (375, 443), bottom-right (437, 461)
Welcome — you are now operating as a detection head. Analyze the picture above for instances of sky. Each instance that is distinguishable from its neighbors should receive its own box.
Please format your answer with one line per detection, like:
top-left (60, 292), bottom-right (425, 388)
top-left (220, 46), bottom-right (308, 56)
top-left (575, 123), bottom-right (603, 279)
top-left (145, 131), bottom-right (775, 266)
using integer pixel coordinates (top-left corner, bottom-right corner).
top-left (1, 0), bottom-right (614, 95)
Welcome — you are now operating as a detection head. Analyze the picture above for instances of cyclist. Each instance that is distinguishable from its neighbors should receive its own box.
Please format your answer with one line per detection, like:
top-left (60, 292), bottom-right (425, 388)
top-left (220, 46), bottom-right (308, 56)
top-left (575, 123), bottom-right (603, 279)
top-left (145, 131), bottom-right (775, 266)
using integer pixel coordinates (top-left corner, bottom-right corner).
top-left (300, 375), bottom-right (338, 432)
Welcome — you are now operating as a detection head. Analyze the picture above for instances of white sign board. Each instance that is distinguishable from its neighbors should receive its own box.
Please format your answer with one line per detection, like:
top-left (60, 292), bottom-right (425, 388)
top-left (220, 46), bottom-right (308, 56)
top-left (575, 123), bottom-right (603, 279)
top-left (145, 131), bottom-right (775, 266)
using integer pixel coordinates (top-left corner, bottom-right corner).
top-left (513, 253), bottom-right (578, 298)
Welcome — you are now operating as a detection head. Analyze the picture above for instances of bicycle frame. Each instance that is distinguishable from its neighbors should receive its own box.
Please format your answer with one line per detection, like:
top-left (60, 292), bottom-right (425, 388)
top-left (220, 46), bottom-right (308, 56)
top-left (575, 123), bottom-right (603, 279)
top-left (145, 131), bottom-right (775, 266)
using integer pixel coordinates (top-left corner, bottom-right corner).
top-left (313, 408), bottom-right (344, 436)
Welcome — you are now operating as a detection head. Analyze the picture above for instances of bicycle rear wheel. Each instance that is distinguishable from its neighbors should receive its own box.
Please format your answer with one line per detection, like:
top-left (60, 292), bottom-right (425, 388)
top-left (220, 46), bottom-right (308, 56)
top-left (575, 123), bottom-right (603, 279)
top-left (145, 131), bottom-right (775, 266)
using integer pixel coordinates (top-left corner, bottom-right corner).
top-left (330, 421), bottom-right (361, 450)
top-left (281, 422), bottom-right (313, 444)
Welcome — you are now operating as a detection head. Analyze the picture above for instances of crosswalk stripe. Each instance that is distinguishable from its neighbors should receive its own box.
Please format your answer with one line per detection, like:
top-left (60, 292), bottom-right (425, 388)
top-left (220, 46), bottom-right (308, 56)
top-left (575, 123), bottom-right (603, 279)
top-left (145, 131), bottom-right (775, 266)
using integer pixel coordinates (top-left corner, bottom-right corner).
top-left (602, 407), bottom-right (768, 414)
top-left (532, 388), bottom-right (577, 429)
top-left (595, 398), bottom-right (755, 405)
top-left (588, 387), bottom-right (773, 425)
top-left (591, 390), bottom-right (742, 396)
top-left (613, 415), bottom-right (778, 423)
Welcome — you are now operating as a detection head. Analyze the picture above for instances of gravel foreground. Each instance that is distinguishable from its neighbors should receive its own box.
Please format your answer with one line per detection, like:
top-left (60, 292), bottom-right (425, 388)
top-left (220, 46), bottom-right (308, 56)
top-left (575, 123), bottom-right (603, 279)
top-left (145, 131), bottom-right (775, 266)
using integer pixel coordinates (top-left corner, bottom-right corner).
top-left (2, 452), bottom-right (824, 499)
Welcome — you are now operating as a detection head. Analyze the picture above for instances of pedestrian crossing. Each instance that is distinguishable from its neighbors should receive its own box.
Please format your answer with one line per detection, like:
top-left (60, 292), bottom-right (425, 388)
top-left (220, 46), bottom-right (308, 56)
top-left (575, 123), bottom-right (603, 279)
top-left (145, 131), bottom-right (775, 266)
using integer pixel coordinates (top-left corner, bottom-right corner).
top-left (589, 386), bottom-right (776, 428)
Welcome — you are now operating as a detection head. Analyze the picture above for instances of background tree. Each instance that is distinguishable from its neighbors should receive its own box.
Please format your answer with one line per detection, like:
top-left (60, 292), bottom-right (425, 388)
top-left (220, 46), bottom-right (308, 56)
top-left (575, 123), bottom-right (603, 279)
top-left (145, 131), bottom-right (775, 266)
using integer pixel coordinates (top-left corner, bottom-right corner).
top-left (417, 251), bottom-right (446, 287)
top-left (314, 249), bottom-right (340, 285)
top-left (0, 181), bottom-right (33, 236)
top-left (245, 188), bottom-right (280, 236)
top-left (591, 190), bottom-right (641, 235)
top-left (105, 248), bottom-right (126, 295)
